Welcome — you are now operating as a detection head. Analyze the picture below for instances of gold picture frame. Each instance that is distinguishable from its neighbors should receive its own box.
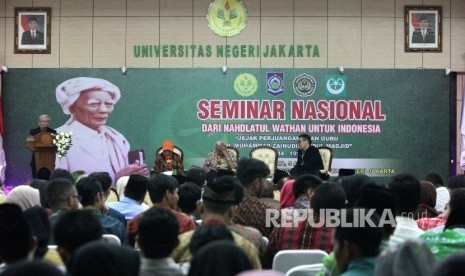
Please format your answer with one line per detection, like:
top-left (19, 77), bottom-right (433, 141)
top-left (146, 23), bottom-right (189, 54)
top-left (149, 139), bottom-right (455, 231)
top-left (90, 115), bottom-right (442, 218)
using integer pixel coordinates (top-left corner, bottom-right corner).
top-left (14, 7), bottom-right (51, 54)
top-left (404, 6), bottom-right (442, 53)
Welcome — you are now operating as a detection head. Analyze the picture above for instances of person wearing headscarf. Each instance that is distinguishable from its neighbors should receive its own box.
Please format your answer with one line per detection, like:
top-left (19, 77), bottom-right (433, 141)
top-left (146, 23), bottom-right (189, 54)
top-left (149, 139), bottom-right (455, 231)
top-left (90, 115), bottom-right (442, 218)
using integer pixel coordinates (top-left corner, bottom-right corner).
top-left (5, 185), bottom-right (40, 211)
top-left (278, 178), bottom-right (295, 210)
top-left (54, 77), bottom-right (147, 182)
top-left (421, 188), bottom-right (465, 260)
top-left (188, 240), bottom-right (253, 276)
top-left (413, 181), bottom-right (439, 219)
top-left (152, 140), bottom-right (184, 176)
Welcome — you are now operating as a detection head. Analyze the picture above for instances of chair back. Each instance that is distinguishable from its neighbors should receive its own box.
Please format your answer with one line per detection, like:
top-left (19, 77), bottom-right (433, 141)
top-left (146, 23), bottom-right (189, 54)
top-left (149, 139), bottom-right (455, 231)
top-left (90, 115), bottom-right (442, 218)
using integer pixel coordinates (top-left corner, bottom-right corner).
top-left (318, 146), bottom-right (333, 172)
top-left (227, 146), bottom-right (239, 163)
top-left (249, 146), bottom-right (278, 176)
top-left (156, 145), bottom-right (184, 161)
top-left (105, 187), bottom-right (119, 203)
top-left (102, 234), bottom-right (121, 246)
top-left (285, 263), bottom-right (325, 276)
top-left (272, 249), bottom-right (328, 274)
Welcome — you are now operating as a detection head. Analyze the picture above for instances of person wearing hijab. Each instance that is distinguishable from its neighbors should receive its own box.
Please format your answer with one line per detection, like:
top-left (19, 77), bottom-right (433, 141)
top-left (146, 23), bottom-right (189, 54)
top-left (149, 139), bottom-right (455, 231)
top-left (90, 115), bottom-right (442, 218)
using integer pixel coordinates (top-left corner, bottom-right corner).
top-left (5, 185), bottom-right (40, 211)
top-left (188, 240), bottom-right (253, 276)
top-left (279, 178), bottom-right (296, 210)
top-left (54, 77), bottom-right (147, 182)
top-left (152, 140), bottom-right (184, 175)
top-left (413, 181), bottom-right (439, 219)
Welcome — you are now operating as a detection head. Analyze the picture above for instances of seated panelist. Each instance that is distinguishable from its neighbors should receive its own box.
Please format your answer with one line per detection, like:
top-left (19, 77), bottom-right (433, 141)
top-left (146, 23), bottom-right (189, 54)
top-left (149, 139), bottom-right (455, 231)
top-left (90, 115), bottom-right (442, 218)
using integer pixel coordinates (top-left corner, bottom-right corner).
top-left (152, 140), bottom-right (184, 176)
top-left (203, 141), bottom-right (237, 174)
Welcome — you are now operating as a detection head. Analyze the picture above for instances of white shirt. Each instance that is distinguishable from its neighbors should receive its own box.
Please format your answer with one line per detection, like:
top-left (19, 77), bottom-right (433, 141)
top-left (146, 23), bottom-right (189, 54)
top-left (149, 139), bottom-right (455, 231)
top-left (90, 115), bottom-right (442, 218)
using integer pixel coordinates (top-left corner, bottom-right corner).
top-left (389, 216), bottom-right (424, 248)
top-left (435, 186), bottom-right (450, 214)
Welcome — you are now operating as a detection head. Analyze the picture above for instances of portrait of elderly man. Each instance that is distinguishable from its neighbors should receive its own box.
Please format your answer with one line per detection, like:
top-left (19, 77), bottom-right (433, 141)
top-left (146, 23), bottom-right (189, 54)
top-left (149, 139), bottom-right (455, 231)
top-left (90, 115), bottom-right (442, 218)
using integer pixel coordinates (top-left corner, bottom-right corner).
top-left (54, 77), bottom-right (147, 182)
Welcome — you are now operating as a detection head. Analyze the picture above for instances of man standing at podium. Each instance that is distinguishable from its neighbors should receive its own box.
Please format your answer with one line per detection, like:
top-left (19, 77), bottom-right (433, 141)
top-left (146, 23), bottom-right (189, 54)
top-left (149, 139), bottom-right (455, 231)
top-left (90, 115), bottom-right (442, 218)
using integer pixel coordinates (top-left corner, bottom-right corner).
top-left (29, 114), bottom-right (56, 178)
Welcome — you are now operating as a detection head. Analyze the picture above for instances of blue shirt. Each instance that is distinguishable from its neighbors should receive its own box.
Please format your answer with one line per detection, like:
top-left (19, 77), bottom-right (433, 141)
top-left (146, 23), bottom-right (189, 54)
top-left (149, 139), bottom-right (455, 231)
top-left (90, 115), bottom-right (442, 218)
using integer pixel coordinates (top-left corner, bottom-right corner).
top-left (107, 197), bottom-right (145, 221)
top-left (89, 209), bottom-right (129, 245)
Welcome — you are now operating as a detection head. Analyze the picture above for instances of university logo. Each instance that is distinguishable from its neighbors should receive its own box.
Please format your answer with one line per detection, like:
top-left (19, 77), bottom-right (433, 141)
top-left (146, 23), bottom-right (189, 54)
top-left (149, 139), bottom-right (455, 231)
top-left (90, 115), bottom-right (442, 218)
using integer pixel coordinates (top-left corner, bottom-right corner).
top-left (266, 72), bottom-right (284, 96)
top-left (293, 73), bottom-right (317, 97)
top-left (206, 0), bottom-right (248, 37)
top-left (325, 75), bottom-right (347, 97)
top-left (234, 73), bottom-right (258, 97)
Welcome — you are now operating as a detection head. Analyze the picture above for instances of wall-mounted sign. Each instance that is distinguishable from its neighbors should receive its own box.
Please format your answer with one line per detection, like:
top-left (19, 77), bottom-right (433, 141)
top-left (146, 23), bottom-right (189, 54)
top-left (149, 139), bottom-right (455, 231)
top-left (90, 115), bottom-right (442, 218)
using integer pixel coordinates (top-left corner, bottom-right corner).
top-left (206, 0), bottom-right (247, 37)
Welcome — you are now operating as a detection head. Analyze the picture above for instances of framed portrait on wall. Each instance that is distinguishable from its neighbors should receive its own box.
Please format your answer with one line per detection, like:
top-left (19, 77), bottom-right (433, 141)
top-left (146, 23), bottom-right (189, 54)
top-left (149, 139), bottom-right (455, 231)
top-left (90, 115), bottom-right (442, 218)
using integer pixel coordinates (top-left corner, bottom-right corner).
top-left (404, 6), bottom-right (442, 53)
top-left (14, 7), bottom-right (51, 54)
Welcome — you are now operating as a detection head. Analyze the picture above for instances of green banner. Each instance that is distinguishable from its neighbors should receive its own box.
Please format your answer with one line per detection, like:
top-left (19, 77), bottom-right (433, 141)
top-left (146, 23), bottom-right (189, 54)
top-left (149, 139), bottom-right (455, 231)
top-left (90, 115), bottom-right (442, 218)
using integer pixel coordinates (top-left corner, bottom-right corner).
top-left (3, 68), bottom-right (450, 185)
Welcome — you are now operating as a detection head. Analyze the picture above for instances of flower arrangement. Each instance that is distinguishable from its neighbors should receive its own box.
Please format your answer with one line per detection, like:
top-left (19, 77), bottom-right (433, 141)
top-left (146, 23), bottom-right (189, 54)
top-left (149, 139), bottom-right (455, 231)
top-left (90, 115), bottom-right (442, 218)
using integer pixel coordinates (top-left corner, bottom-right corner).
top-left (53, 131), bottom-right (73, 157)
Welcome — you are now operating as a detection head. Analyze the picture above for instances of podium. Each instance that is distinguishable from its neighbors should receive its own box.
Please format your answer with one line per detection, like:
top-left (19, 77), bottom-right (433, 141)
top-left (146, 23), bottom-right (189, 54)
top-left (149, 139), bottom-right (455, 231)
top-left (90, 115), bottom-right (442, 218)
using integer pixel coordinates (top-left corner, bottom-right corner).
top-left (26, 132), bottom-right (56, 175)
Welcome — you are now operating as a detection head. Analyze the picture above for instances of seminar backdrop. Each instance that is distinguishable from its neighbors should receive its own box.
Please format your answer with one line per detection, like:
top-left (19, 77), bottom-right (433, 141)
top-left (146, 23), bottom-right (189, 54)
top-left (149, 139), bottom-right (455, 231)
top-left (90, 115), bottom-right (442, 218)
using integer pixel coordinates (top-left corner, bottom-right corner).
top-left (3, 68), bottom-right (450, 185)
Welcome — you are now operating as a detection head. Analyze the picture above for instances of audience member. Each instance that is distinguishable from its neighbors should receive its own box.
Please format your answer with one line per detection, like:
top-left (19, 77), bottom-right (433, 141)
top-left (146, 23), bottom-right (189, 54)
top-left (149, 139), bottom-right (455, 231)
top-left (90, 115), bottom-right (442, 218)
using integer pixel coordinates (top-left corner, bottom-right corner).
top-left (46, 178), bottom-right (80, 244)
top-left (188, 240), bottom-right (253, 276)
top-left (258, 180), bottom-right (280, 210)
top-left (333, 209), bottom-right (383, 276)
top-left (137, 208), bottom-right (183, 276)
top-left (433, 252), bottom-right (465, 276)
top-left (36, 167), bottom-right (51, 181)
top-left (340, 173), bottom-right (375, 207)
top-left (421, 188), bottom-right (465, 260)
top-left (272, 169), bottom-right (290, 189)
top-left (186, 166), bottom-right (207, 187)
top-left (172, 175), bottom-right (262, 269)
top-left (23, 206), bottom-right (63, 268)
top-left (266, 182), bottom-right (346, 267)
top-left (279, 178), bottom-right (296, 209)
top-left (354, 184), bottom-right (396, 247)
top-left (5, 185), bottom-right (40, 211)
top-left (127, 174), bottom-right (195, 246)
top-left (49, 169), bottom-right (74, 183)
top-left (107, 174), bottom-right (148, 220)
top-left (413, 181), bottom-right (438, 219)
top-left (70, 241), bottom-right (140, 276)
top-left (0, 204), bottom-right (36, 272)
top-left (178, 182), bottom-right (202, 220)
top-left (53, 210), bottom-right (103, 271)
top-left (76, 176), bottom-right (128, 245)
top-left (375, 240), bottom-right (435, 276)
top-left (88, 172), bottom-right (127, 227)
top-left (424, 171), bottom-right (449, 214)
top-left (234, 157), bottom-right (275, 238)
top-left (23, 206), bottom-right (50, 259)
top-left (1, 260), bottom-right (64, 276)
top-left (388, 173), bottom-right (424, 247)
top-left (189, 224), bottom-right (234, 255)
top-left (29, 179), bottom-right (50, 209)
top-left (447, 174), bottom-right (465, 190)
top-left (153, 140), bottom-right (184, 176)
top-left (292, 173), bottom-right (323, 209)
